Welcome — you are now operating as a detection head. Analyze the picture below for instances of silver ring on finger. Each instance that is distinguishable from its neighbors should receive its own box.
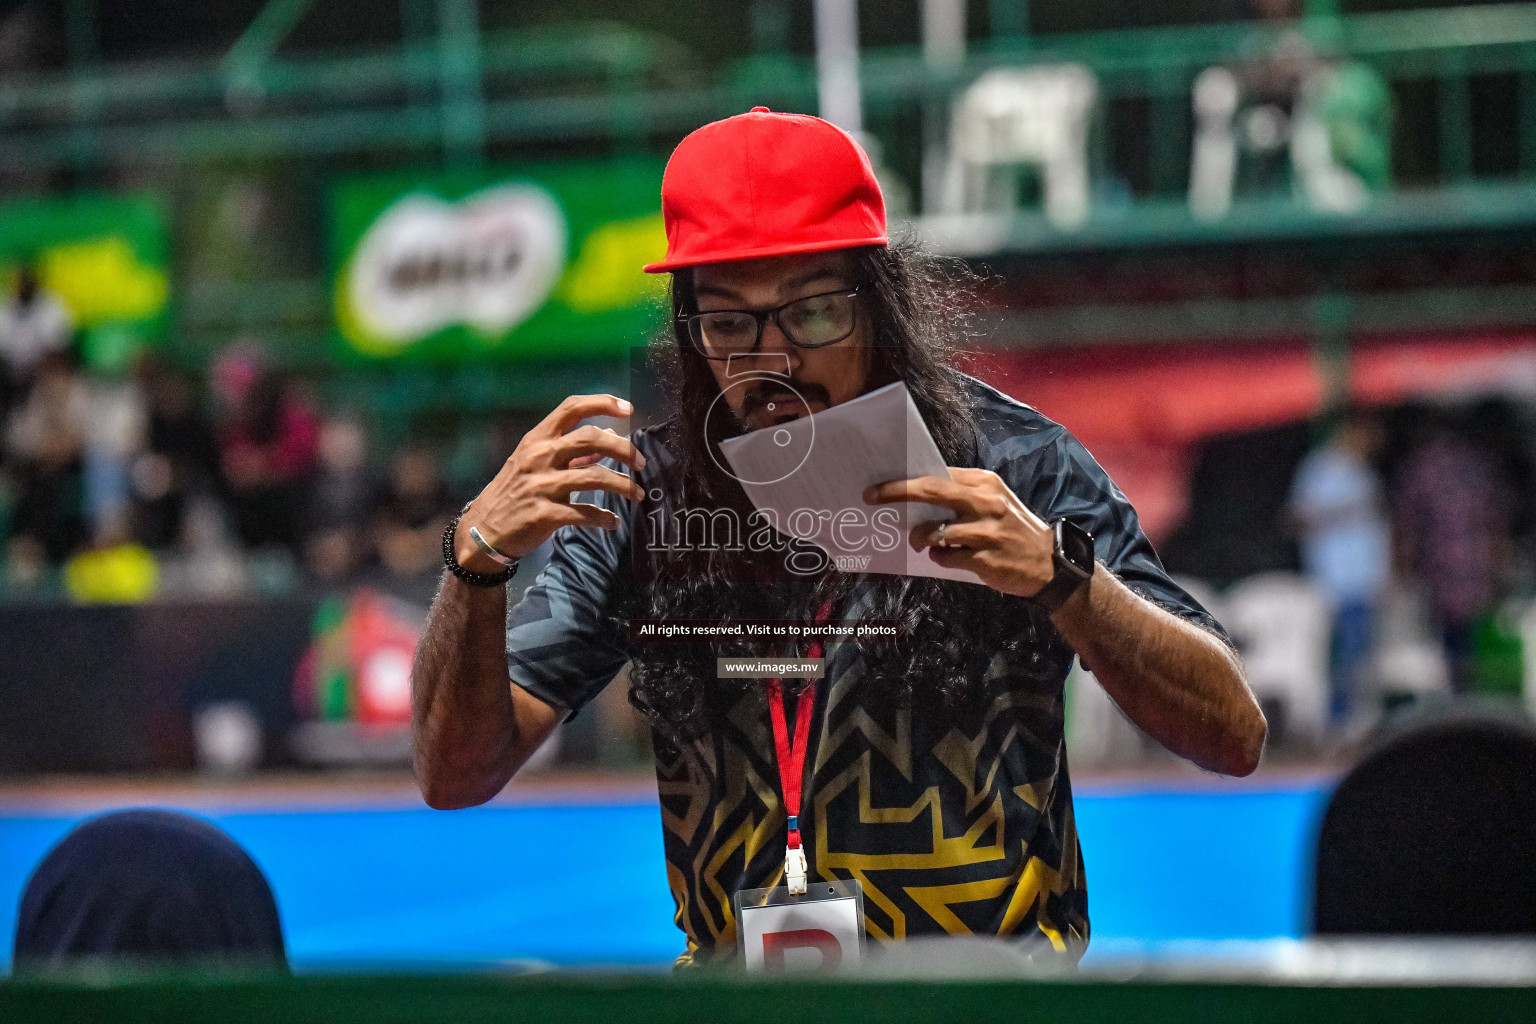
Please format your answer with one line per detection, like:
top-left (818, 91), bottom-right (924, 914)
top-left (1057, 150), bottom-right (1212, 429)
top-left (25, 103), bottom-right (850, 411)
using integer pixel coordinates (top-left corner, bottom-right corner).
top-left (936, 522), bottom-right (949, 548)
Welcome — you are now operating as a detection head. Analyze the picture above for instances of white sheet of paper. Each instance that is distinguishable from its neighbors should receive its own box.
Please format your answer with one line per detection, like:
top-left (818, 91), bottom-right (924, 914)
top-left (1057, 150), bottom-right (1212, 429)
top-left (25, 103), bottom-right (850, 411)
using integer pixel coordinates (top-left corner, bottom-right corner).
top-left (717, 381), bottom-right (983, 584)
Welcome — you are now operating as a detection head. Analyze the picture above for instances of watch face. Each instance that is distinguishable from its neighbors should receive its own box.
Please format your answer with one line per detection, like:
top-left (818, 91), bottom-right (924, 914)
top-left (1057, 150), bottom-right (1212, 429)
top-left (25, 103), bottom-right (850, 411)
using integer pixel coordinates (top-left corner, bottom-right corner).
top-left (1057, 519), bottom-right (1095, 575)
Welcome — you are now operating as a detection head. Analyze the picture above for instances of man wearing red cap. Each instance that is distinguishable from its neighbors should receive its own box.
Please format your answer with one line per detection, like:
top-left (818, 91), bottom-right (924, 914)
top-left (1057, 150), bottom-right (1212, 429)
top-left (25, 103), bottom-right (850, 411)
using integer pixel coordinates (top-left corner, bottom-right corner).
top-left (414, 108), bottom-right (1265, 966)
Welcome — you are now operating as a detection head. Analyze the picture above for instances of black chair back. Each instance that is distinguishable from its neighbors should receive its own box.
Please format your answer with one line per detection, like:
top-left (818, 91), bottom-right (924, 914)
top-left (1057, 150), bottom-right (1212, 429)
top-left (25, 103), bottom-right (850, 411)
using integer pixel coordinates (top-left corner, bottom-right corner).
top-left (1314, 709), bottom-right (1536, 935)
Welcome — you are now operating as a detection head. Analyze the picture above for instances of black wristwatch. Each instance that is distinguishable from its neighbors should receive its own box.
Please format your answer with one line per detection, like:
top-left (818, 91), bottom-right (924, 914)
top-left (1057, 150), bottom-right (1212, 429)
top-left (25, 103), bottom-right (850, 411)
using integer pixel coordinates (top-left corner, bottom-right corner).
top-left (1029, 518), bottom-right (1096, 614)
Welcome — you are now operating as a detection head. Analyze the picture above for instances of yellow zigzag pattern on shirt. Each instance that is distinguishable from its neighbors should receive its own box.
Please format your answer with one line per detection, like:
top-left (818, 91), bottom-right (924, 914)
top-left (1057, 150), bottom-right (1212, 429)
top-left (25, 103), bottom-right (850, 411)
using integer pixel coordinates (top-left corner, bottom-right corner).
top-left (655, 660), bottom-right (1079, 955)
top-left (809, 685), bottom-right (1072, 946)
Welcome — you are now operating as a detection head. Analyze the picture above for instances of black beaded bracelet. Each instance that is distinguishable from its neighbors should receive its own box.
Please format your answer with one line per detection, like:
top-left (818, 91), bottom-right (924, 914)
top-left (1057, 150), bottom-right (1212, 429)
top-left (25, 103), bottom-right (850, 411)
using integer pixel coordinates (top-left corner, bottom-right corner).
top-left (442, 506), bottom-right (515, 588)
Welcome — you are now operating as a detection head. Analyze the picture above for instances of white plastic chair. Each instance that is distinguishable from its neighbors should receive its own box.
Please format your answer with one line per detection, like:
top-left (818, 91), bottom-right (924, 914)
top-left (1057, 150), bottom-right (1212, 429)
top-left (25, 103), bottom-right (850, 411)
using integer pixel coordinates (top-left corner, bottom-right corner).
top-left (939, 65), bottom-right (1098, 228)
top-left (1223, 572), bottom-right (1332, 747)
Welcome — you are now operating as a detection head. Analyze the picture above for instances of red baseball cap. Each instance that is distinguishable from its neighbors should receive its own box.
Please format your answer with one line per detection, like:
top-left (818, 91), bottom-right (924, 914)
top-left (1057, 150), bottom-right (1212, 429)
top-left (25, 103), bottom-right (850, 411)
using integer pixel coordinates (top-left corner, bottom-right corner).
top-left (643, 106), bottom-right (888, 273)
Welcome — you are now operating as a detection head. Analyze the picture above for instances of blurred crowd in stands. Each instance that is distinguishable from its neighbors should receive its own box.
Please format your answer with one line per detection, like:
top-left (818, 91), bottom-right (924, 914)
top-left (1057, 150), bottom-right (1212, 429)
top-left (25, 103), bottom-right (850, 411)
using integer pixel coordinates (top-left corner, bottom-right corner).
top-left (7, 259), bottom-right (1536, 760)
top-left (0, 266), bottom-right (466, 603)
top-left (1276, 401), bottom-right (1531, 736)
top-left (1291, 405), bottom-right (1523, 697)
top-left (1073, 398), bottom-right (1535, 764)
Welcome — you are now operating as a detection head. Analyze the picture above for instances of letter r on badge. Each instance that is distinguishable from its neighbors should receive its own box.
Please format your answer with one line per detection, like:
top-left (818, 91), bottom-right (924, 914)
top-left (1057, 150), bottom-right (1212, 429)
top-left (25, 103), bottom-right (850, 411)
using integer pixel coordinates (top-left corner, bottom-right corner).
top-left (761, 928), bottom-right (843, 970)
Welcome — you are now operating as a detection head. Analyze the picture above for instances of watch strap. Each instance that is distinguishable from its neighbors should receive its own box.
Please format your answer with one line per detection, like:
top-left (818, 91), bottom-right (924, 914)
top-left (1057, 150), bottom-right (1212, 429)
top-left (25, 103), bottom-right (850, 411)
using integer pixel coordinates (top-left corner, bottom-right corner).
top-left (1029, 519), bottom-right (1094, 614)
top-left (1030, 567), bottom-right (1086, 614)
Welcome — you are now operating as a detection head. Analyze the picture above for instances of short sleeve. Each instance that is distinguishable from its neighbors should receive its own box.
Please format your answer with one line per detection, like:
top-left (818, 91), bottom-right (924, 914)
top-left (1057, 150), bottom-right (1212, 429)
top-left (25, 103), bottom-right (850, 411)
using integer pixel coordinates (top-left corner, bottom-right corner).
top-left (506, 466), bottom-right (635, 717)
top-left (1004, 426), bottom-right (1229, 642)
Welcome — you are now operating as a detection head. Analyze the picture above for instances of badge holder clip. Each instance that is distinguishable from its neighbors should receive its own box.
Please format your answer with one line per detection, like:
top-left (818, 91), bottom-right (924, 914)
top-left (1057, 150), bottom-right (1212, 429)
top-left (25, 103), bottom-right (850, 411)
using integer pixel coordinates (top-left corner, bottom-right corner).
top-left (784, 845), bottom-right (808, 896)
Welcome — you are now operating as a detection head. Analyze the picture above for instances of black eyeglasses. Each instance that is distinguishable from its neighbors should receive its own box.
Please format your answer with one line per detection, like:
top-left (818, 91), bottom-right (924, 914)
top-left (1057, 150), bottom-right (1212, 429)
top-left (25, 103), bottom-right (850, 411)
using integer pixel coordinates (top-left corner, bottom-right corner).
top-left (680, 286), bottom-right (862, 360)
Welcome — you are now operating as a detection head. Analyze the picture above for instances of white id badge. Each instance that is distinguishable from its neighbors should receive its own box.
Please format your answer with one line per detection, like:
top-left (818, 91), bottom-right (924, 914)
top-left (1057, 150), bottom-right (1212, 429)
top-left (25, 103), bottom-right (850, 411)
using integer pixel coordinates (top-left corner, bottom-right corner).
top-left (734, 879), bottom-right (865, 972)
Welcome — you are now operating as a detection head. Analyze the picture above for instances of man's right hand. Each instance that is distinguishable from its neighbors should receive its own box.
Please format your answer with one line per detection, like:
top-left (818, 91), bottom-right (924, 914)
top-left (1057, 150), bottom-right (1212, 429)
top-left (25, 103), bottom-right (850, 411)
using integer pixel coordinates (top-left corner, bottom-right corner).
top-left (454, 393), bottom-right (647, 574)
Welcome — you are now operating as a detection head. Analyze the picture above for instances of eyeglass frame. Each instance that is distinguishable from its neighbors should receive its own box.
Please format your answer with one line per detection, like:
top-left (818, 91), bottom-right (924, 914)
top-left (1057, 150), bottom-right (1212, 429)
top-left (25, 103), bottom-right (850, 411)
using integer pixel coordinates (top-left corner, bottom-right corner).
top-left (678, 285), bottom-right (865, 360)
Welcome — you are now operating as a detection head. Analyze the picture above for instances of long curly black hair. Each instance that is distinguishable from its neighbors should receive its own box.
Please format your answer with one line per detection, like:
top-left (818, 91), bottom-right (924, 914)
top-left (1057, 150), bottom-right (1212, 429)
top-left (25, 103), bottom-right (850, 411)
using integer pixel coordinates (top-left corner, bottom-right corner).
top-left (624, 237), bottom-right (1063, 744)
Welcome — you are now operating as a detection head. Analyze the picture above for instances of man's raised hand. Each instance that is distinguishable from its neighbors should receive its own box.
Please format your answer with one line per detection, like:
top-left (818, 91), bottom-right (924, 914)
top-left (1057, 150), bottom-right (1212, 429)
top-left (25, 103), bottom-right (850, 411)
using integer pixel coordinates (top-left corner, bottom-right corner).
top-left (454, 394), bottom-right (646, 575)
top-left (863, 467), bottom-right (1058, 600)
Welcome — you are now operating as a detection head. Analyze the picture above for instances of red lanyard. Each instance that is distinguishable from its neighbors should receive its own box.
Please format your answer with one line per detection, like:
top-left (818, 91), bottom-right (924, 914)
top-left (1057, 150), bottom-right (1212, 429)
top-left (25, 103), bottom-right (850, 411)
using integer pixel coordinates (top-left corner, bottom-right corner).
top-left (767, 659), bottom-right (817, 851)
top-left (766, 600), bottom-right (831, 894)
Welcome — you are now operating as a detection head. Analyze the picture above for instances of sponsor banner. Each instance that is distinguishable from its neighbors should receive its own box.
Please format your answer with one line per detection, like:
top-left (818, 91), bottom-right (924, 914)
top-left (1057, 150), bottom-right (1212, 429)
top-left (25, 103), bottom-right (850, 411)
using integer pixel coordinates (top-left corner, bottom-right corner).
top-left (0, 193), bottom-right (171, 372)
top-left (329, 160), bottom-right (668, 361)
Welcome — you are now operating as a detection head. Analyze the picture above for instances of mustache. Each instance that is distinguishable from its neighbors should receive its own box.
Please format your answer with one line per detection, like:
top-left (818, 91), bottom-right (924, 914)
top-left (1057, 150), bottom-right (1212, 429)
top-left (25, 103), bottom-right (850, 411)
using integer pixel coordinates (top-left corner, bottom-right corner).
top-left (740, 379), bottom-right (831, 422)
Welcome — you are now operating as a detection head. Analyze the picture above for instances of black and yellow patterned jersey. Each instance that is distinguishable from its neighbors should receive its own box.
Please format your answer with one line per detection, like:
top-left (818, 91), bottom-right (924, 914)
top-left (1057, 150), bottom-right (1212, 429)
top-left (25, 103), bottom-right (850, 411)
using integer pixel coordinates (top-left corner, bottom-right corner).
top-left (507, 375), bottom-right (1225, 965)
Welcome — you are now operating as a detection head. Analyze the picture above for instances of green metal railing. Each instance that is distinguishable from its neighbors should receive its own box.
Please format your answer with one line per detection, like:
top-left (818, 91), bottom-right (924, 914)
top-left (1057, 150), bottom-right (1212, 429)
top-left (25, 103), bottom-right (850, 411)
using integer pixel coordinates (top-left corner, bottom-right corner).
top-left (5, 5), bottom-right (1535, 181)
top-left (3, 3), bottom-right (1535, 398)
top-left (885, 3), bottom-right (1536, 189)
top-left (0, 20), bottom-right (692, 171)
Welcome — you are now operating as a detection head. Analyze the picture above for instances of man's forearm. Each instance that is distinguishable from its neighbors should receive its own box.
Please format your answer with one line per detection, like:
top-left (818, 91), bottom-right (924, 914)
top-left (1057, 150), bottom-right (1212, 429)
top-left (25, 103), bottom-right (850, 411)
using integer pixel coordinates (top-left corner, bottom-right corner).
top-left (1051, 565), bottom-right (1266, 776)
top-left (410, 393), bottom-right (641, 809)
top-left (411, 574), bottom-right (523, 809)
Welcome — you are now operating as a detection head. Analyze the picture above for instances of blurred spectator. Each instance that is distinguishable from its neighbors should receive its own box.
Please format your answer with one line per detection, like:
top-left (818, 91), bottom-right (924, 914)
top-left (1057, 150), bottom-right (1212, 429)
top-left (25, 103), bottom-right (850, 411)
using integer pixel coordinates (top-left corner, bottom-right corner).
top-left (304, 416), bottom-right (376, 583)
top-left (156, 494), bottom-right (250, 599)
top-left (132, 355), bottom-right (219, 549)
top-left (80, 360), bottom-right (149, 542)
top-left (1189, 0), bottom-right (1389, 217)
top-left (1394, 411), bottom-right (1515, 693)
top-left (4, 351), bottom-right (90, 582)
top-left (371, 443), bottom-right (454, 582)
top-left (1238, 0), bottom-right (1318, 123)
top-left (1190, 0), bottom-right (1318, 216)
top-left (0, 263), bottom-right (73, 417)
top-left (1288, 409), bottom-right (1390, 722)
top-left (1465, 398), bottom-right (1536, 554)
top-left (211, 349), bottom-right (320, 553)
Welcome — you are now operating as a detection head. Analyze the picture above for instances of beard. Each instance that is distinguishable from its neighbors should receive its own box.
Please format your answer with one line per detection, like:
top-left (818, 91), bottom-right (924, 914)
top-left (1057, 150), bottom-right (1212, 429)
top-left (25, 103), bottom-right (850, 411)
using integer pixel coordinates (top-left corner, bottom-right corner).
top-left (735, 376), bottom-right (833, 432)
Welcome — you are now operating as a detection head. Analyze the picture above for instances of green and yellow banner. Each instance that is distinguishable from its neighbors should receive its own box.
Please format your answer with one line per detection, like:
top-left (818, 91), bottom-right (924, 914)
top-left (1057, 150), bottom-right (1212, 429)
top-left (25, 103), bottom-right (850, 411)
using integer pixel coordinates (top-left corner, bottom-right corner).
top-left (329, 160), bottom-right (668, 362)
top-left (0, 193), bottom-right (171, 372)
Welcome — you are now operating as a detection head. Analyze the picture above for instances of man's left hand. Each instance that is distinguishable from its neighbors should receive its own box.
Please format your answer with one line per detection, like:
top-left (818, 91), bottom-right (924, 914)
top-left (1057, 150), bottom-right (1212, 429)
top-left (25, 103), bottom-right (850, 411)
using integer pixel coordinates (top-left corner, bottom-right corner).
top-left (864, 468), bottom-right (1058, 599)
